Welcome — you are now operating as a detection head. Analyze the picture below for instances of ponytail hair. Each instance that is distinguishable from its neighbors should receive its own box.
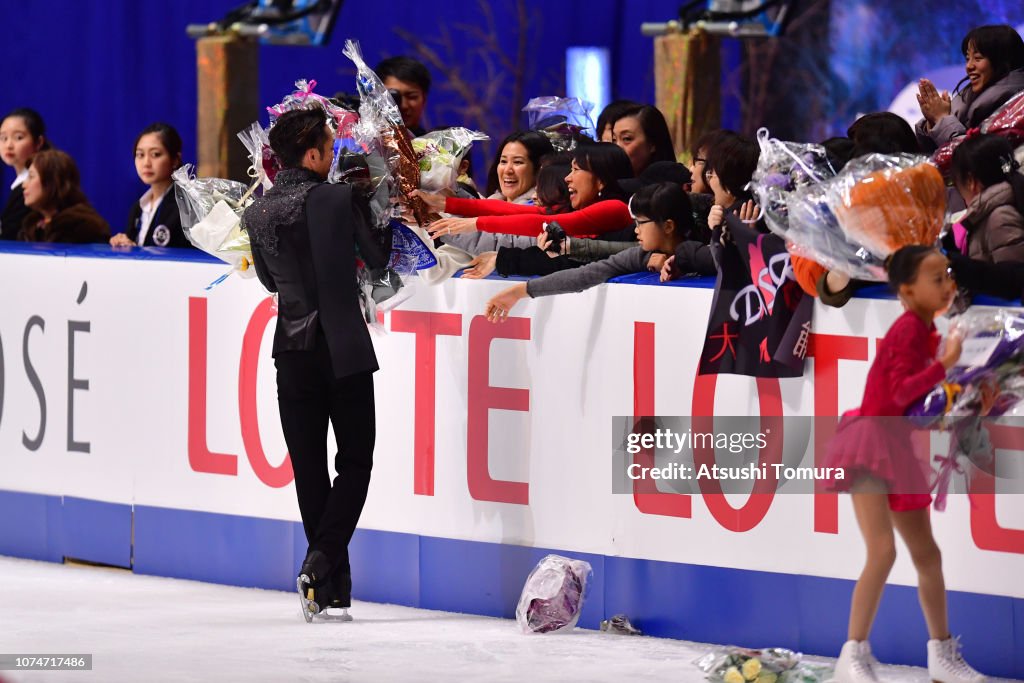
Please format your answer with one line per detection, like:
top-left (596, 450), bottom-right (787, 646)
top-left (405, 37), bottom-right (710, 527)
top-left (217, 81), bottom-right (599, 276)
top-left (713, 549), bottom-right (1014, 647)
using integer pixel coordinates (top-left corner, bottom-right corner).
top-left (951, 133), bottom-right (1024, 215)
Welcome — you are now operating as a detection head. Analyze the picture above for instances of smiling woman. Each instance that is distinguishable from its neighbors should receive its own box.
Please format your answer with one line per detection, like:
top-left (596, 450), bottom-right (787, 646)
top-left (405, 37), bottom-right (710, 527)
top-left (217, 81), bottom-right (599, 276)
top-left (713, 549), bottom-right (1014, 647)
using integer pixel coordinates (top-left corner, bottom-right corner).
top-left (483, 131), bottom-right (555, 203)
top-left (915, 24), bottom-right (1024, 152)
top-left (417, 142), bottom-right (635, 239)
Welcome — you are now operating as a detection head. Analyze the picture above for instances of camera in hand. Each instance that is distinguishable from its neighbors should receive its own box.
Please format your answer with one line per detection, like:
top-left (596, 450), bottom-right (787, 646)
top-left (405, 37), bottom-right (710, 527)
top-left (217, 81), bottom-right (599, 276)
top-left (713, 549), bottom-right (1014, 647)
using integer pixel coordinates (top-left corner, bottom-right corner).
top-left (544, 222), bottom-right (566, 253)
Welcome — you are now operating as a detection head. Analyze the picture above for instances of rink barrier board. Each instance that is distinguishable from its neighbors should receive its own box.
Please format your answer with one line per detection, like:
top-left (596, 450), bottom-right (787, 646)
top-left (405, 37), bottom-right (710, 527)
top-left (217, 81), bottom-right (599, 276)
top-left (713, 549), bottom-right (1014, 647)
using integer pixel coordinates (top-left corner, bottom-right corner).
top-left (0, 244), bottom-right (1021, 677)
top-left (0, 489), bottom-right (1019, 677)
top-left (0, 492), bottom-right (131, 568)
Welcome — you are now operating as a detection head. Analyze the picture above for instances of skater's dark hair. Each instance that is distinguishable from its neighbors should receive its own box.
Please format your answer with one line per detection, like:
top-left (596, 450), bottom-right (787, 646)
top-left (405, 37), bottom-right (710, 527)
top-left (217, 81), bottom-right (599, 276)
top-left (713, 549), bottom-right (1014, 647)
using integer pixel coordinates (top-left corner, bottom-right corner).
top-left (268, 108), bottom-right (331, 169)
top-left (820, 136), bottom-right (855, 172)
top-left (885, 245), bottom-right (939, 290)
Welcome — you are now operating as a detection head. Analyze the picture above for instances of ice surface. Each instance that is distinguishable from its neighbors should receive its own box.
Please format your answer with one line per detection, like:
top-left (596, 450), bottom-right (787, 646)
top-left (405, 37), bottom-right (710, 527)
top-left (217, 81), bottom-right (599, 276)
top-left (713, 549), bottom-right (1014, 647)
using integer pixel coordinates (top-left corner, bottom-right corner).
top-left (0, 556), bottom-right (1012, 683)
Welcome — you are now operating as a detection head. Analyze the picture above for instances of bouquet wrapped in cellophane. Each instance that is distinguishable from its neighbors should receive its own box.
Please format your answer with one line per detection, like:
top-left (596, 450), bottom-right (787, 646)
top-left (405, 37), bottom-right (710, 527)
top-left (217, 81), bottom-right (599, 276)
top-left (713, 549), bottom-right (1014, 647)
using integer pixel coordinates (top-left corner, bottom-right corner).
top-left (173, 164), bottom-right (258, 286)
top-left (695, 646), bottom-right (831, 683)
top-left (749, 128), bottom-right (849, 275)
top-left (522, 96), bottom-right (596, 151)
top-left (904, 309), bottom-right (1024, 509)
top-left (342, 39), bottom-right (434, 227)
top-left (515, 555), bottom-right (592, 635)
top-left (412, 127), bottom-right (488, 192)
top-left (908, 309), bottom-right (1024, 422)
top-left (782, 154), bottom-right (945, 281)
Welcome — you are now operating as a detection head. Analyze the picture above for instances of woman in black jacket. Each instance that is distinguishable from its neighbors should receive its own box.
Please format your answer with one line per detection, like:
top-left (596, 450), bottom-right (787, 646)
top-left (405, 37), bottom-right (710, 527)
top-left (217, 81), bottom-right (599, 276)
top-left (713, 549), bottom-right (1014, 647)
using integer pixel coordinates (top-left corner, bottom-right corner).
top-left (110, 123), bottom-right (191, 248)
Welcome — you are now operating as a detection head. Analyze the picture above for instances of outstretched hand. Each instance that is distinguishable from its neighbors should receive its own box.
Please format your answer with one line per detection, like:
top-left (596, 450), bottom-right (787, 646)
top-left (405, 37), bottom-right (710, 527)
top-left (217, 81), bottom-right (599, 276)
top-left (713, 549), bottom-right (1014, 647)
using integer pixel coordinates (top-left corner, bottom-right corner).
top-left (461, 251), bottom-right (497, 279)
top-left (427, 216), bottom-right (478, 239)
top-left (484, 283), bottom-right (529, 323)
top-left (409, 189), bottom-right (448, 214)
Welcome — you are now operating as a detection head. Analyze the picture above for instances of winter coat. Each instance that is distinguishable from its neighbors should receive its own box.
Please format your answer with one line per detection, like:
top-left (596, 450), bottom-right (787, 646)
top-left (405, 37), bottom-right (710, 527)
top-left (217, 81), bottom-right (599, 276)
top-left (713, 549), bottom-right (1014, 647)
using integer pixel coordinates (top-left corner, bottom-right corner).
top-left (19, 203), bottom-right (110, 244)
top-left (916, 68), bottom-right (1024, 152)
top-left (963, 180), bottom-right (1024, 263)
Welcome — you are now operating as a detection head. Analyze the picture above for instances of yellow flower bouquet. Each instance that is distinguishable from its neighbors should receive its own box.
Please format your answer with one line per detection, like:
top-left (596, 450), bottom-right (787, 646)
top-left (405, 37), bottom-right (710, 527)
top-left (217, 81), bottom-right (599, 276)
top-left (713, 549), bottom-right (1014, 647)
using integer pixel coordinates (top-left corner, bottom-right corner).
top-left (695, 646), bottom-right (831, 683)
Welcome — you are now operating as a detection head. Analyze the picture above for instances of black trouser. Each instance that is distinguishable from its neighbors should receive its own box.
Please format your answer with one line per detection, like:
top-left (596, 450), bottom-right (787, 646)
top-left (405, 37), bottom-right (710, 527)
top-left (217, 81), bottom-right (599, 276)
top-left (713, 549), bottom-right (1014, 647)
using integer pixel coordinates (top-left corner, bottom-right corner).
top-left (275, 335), bottom-right (375, 577)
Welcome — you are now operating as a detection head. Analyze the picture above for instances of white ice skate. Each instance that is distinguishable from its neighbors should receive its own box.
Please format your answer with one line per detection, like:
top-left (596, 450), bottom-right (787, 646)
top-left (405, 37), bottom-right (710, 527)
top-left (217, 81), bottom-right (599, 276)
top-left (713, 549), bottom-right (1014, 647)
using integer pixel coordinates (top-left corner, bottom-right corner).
top-left (927, 637), bottom-right (987, 683)
top-left (831, 640), bottom-right (879, 683)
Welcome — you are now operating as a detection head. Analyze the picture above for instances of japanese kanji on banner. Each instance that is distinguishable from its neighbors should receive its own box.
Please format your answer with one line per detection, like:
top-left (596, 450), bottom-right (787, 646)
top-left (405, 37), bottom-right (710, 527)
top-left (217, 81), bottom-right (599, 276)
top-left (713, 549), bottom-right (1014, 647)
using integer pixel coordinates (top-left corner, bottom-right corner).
top-left (699, 214), bottom-right (813, 378)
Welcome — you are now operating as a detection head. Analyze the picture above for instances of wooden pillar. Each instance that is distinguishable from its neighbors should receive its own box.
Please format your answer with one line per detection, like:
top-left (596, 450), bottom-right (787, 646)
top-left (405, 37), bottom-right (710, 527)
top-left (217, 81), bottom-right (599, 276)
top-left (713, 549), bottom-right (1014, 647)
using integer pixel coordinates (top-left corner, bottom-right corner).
top-left (654, 30), bottom-right (721, 161)
top-left (196, 36), bottom-right (259, 181)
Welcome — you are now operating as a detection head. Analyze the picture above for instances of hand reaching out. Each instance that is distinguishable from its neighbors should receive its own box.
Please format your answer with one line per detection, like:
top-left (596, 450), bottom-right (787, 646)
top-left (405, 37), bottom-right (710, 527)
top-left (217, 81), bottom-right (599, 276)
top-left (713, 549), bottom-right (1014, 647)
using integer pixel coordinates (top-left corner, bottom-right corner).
top-left (427, 216), bottom-right (478, 239)
top-left (461, 251), bottom-right (497, 279)
top-left (484, 283), bottom-right (529, 323)
top-left (409, 189), bottom-right (448, 214)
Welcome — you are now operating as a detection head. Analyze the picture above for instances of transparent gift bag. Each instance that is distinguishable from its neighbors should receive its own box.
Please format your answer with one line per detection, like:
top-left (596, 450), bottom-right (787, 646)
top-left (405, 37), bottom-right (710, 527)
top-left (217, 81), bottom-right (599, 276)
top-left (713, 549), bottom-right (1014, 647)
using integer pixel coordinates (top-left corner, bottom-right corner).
top-left (785, 154), bottom-right (945, 281)
top-left (750, 128), bottom-right (838, 239)
top-left (515, 554), bottom-right (592, 634)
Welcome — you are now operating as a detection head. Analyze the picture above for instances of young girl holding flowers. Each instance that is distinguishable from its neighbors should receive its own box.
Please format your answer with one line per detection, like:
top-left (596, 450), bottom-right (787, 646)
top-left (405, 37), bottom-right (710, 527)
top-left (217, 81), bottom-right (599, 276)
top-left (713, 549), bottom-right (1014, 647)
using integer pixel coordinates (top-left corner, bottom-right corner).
top-left (825, 246), bottom-right (986, 683)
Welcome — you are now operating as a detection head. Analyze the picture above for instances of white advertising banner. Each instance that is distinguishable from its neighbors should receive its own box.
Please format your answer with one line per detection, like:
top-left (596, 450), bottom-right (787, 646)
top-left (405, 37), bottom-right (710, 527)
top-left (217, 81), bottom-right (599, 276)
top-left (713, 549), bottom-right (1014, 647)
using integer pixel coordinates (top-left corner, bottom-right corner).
top-left (0, 251), bottom-right (1021, 599)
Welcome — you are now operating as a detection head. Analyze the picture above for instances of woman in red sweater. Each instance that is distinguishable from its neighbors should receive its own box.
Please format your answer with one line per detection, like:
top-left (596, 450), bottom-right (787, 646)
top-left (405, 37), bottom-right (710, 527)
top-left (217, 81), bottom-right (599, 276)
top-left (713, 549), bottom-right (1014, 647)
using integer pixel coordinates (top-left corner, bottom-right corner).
top-left (417, 142), bottom-right (634, 239)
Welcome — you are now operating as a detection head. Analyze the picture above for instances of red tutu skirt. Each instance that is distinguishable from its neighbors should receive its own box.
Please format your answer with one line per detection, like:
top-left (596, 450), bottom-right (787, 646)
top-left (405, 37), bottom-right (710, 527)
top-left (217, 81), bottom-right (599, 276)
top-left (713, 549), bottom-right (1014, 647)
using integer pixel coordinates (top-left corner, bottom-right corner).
top-left (824, 410), bottom-right (932, 509)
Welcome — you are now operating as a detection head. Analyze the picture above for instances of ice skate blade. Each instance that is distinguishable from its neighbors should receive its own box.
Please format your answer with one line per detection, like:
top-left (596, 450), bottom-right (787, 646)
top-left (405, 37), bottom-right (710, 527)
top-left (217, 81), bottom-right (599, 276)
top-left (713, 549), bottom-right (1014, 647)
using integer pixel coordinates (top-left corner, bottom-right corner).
top-left (296, 575), bottom-right (319, 623)
top-left (318, 608), bottom-right (354, 622)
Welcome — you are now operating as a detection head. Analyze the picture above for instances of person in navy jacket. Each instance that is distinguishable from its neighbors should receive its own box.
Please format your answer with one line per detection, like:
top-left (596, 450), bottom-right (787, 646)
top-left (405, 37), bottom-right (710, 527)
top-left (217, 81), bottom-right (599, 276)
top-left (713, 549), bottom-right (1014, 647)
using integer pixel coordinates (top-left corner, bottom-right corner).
top-left (111, 123), bottom-right (191, 249)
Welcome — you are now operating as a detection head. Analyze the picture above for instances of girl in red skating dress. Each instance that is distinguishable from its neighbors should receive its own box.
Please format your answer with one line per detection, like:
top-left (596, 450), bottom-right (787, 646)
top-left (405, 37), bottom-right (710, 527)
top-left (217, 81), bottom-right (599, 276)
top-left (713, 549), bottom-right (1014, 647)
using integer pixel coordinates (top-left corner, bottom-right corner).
top-left (826, 246), bottom-right (986, 683)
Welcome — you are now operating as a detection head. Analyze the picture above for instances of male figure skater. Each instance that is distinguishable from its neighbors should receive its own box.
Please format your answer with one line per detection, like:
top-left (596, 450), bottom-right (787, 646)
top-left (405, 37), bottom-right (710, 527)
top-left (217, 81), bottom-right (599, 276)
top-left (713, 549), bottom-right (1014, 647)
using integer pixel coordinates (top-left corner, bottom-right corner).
top-left (243, 107), bottom-right (387, 621)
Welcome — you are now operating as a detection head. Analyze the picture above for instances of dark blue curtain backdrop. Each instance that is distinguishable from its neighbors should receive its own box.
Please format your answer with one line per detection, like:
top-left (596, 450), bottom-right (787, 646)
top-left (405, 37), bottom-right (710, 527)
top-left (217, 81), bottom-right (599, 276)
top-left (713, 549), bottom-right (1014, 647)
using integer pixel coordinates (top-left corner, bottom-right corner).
top-left (0, 0), bottom-right (681, 233)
